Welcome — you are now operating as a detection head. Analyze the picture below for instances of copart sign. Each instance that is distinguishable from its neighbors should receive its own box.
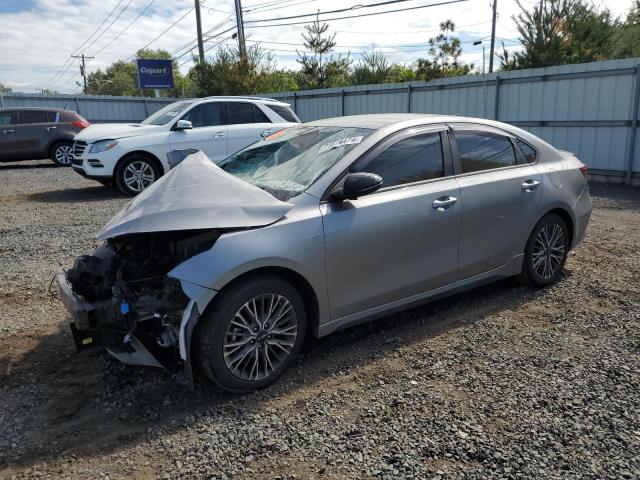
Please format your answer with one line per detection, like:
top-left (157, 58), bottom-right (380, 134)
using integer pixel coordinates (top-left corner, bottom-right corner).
top-left (136, 59), bottom-right (174, 89)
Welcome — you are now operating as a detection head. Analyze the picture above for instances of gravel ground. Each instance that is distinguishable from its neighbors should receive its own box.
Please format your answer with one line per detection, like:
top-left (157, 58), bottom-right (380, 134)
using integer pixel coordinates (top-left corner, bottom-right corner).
top-left (1, 160), bottom-right (639, 480)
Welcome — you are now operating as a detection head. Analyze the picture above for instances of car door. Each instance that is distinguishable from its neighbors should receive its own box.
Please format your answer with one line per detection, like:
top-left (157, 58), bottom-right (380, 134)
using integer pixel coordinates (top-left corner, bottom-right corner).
top-left (321, 126), bottom-right (462, 320)
top-left (450, 124), bottom-right (544, 279)
top-left (225, 102), bottom-right (275, 155)
top-left (169, 102), bottom-right (227, 163)
top-left (0, 110), bottom-right (17, 161)
top-left (13, 110), bottom-right (51, 159)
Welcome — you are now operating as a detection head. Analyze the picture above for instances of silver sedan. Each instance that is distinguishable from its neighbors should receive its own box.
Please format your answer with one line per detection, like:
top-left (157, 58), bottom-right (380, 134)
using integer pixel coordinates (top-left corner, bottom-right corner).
top-left (58, 114), bottom-right (592, 392)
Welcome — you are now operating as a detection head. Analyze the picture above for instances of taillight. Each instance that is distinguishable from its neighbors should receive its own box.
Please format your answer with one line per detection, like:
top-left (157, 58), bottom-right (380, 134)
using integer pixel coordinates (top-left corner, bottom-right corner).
top-left (72, 119), bottom-right (89, 129)
top-left (579, 163), bottom-right (588, 179)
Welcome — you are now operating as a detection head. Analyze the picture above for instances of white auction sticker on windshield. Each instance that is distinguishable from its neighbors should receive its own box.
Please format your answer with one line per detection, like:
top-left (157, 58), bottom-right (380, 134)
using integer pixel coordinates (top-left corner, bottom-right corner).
top-left (318, 136), bottom-right (363, 153)
top-left (165, 111), bottom-right (179, 117)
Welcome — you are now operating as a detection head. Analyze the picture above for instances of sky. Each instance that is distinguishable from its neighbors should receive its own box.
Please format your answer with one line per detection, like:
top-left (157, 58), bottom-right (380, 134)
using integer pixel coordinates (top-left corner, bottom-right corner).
top-left (0, 0), bottom-right (634, 93)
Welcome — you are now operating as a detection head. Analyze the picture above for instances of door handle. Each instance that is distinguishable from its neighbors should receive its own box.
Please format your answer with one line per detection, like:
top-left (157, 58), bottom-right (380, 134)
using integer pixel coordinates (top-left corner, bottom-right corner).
top-left (213, 131), bottom-right (225, 137)
top-left (521, 179), bottom-right (540, 191)
top-left (261, 129), bottom-right (274, 137)
top-left (432, 196), bottom-right (458, 211)
top-left (2, 129), bottom-right (15, 134)
top-left (46, 126), bottom-right (57, 131)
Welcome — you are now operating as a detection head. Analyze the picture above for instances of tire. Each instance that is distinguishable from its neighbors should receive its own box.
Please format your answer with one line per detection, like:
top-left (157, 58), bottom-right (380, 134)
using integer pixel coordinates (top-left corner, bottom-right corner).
top-left (50, 141), bottom-right (74, 166)
top-left (194, 275), bottom-right (307, 393)
top-left (114, 155), bottom-right (159, 196)
top-left (521, 213), bottom-right (570, 287)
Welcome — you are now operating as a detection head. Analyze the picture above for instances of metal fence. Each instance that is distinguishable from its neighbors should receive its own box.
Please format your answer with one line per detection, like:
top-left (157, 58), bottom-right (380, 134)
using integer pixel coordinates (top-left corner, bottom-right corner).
top-left (0, 91), bottom-right (177, 124)
top-left (2, 57), bottom-right (639, 182)
top-left (266, 58), bottom-right (640, 184)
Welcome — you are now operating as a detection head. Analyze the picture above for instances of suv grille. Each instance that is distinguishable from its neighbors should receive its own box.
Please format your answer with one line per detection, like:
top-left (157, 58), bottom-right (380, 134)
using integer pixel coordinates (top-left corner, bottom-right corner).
top-left (73, 141), bottom-right (87, 158)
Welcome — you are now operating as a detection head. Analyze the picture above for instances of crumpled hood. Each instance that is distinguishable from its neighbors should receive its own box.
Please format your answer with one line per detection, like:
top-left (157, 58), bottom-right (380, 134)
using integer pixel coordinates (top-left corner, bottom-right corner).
top-left (96, 151), bottom-right (293, 240)
top-left (75, 123), bottom-right (164, 141)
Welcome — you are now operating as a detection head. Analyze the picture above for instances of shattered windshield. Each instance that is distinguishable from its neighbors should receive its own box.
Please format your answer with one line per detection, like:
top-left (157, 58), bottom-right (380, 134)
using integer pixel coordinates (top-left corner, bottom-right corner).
top-left (220, 126), bottom-right (373, 201)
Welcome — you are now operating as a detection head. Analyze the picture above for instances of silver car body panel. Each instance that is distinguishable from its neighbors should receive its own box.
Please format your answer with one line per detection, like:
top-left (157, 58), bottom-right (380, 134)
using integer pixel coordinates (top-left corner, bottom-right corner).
top-left (62, 114), bottom-right (592, 377)
top-left (96, 151), bottom-right (293, 240)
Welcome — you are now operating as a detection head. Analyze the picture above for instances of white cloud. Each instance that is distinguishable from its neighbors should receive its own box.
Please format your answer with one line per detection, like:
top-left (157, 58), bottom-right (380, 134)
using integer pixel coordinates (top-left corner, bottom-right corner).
top-left (0, 0), bottom-right (634, 93)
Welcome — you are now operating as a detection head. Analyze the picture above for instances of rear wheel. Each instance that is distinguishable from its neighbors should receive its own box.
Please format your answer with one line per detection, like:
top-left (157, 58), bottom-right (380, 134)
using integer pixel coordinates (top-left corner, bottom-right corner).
top-left (51, 141), bottom-right (74, 166)
top-left (521, 213), bottom-right (569, 286)
top-left (114, 155), bottom-right (159, 196)
top-left (194, 275), bottom-right (307, 393)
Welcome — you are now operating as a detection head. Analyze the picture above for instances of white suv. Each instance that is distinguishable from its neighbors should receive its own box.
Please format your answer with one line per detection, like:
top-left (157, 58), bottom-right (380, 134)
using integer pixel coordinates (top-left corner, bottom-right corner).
top-left (71, 96), bottom-right (300, 195)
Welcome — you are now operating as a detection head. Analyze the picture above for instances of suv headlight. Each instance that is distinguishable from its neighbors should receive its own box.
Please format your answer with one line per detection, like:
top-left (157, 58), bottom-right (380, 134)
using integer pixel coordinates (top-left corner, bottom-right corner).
top-left (89, 139), bottom-right (118, 153)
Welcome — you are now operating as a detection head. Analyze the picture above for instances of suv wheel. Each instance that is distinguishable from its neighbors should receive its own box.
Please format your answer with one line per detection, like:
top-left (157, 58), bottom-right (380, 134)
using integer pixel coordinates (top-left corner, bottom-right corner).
top-left (194, 275), bottom-right (307, 393)
top-left (115, 155), bottom-right (159, 196)
top-left (51, 141), bottom-right (74, 166)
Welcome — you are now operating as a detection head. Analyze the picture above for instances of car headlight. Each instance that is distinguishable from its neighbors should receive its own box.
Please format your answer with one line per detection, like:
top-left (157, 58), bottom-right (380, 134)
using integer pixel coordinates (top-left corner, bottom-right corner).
top-left (89, 139), bottom-right (118, 153)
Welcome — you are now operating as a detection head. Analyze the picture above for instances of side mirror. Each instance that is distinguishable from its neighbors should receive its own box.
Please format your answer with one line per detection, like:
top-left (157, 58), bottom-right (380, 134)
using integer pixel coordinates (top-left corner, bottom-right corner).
top-left (175, 119), bottom-right (193, 130)
top-left (334, 172), bottom-right (383, 201)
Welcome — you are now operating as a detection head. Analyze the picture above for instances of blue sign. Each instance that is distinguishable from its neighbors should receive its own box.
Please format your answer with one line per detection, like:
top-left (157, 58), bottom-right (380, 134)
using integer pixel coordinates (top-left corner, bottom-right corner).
top-left (136, 59), bottom-right (174, 89)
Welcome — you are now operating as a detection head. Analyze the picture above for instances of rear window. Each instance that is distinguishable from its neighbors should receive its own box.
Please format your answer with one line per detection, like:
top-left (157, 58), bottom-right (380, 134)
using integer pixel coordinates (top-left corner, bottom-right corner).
top-left (0, 112), bottom-right (13, 125)
top-left (18, 110), bottom-right (49, 124)
top-left (266, 104), bottom-right (300, 123)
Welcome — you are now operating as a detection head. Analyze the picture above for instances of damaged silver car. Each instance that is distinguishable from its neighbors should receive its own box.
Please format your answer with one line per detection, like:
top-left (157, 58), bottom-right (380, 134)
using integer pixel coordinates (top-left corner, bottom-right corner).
top-left (58, 114), bottom-right (592, 392)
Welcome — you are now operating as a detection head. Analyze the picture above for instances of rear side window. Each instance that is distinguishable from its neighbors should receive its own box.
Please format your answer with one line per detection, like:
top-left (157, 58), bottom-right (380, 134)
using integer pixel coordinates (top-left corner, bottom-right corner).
top-left (516, 139), bottom-right (537, 163)
top-left (17, 110), bottom-right (49, 124)
top-left (181, 103), bottom-right (222, 128)
top-left (227, 102), bottom-right (254, 124)
top-left (455, 131), bottom-right (516, 173)
top-left (252, 105), bottom-right (271, 123)
top-left (0, 112), bottom-right (13, 126)
top-left (266, 104), bottom-right (299, 123)
top-left (358, 132), bottom-right (444, 188)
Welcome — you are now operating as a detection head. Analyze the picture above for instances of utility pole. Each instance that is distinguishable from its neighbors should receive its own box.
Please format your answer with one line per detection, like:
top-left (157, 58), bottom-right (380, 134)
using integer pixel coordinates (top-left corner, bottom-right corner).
top-left (489, 0), bottom-right (497, 73)
top-left (194, 0), bottom-right (205, 63)
top-left (71, 54), bottom-right (94, 93)
top-left (234, 0), bottom-right (247, 60)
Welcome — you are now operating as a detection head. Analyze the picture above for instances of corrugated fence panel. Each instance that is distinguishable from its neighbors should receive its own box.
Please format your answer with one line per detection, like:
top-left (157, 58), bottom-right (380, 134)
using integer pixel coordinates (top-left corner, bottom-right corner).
top-left (3, 58), bottom-right (640, 178)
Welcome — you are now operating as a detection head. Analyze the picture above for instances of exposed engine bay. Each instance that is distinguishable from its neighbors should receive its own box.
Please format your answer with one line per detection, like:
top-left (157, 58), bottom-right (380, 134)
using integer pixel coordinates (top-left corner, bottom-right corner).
top-left (61, 229), bottom-right (220, 376)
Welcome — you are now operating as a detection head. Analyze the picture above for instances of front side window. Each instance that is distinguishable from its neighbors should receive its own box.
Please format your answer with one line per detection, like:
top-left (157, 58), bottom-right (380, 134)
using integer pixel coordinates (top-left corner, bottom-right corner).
top-left (455, 131), bottom-right (517, 173)
top-left (0, 112), bottom-right (13, 126)
top-left (181, 103), bottom-right (222, 128)
top-left (142, 101), bottom-right (192, 125)
top-left (220, 126), bottom-right (373, 201)
top-left (358, 132), bottom-right (444, 188)
top-left (18, 110), bottom-right (49, 124)
top-left (516, 139), bottom-right (537, 163)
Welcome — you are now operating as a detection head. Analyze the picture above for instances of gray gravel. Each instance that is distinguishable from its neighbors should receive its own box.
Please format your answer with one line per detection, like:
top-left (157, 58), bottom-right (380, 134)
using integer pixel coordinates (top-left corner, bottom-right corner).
top-left (1, 161), bottom-right (639, 479)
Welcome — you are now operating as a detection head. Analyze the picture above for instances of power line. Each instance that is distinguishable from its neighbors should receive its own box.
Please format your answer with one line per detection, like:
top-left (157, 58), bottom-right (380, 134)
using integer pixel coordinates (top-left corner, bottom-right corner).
top-left (125, 7), bottom-right (195, 62)
top-left (243, 0), bottom-right (471, 29)
top-left (245, 0), bottom-right (423, 24)
top-left (45, 0), bottom-right (126, 87)
top-left (93, 0), bottom-right (158, 56)
top-left (83, 0), bottom-right (136, 54)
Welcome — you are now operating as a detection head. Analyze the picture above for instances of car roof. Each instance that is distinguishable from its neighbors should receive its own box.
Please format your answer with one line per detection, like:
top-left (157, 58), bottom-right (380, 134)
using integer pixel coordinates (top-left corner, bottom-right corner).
top-left (197, 96), bottom-right (290, 105)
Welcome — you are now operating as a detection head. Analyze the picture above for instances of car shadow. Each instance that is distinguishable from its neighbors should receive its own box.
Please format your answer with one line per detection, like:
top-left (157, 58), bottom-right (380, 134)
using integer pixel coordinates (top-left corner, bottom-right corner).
top-left (0, 162), bottom-right (58, 170)
top-left (0, 275), bottom-right (548, 472)
top-left (28, 185), bottom-right (125, 204)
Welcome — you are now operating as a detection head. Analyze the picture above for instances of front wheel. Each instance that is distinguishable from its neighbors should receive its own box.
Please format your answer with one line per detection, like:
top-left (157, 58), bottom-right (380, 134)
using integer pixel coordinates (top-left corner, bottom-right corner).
top-left (114, 155), bottom-right (159, 196)
top-left (521, 213), bottom-right (569, 286)
top-left (194, 275), bottom-right (307, 393)
top-left (51, 141), bottom-right (74, 166)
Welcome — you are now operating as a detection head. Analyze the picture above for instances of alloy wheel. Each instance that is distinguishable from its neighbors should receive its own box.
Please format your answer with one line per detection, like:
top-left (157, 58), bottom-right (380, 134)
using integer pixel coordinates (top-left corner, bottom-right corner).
top-left (532, 223), bottom-right (565, 280)
top-left (123, 160), bottom-right (155, 192)
top-left (223, 293), bottom-right (298, 382)
top-left (55, 145), bottom-right (73, 165)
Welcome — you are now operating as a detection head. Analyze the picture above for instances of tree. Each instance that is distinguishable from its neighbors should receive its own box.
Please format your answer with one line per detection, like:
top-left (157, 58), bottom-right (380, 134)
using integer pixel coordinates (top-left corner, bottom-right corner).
top-left (189, 43), bottom-right (299, 96)
top-left (414, 20), bottom-right (472, 81)
top-left (352, 50), bottom-right (392, 85)
top-left (0, 83), bottom-right (11, 93)
top-left (86, 49), bottom-right (190, 97)
top-left (296, 16), bottom-right (351, 89)
top-left (613, 0), bottom-right (640, 58)
top-left (499, 0), bottom-right (618, 70)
